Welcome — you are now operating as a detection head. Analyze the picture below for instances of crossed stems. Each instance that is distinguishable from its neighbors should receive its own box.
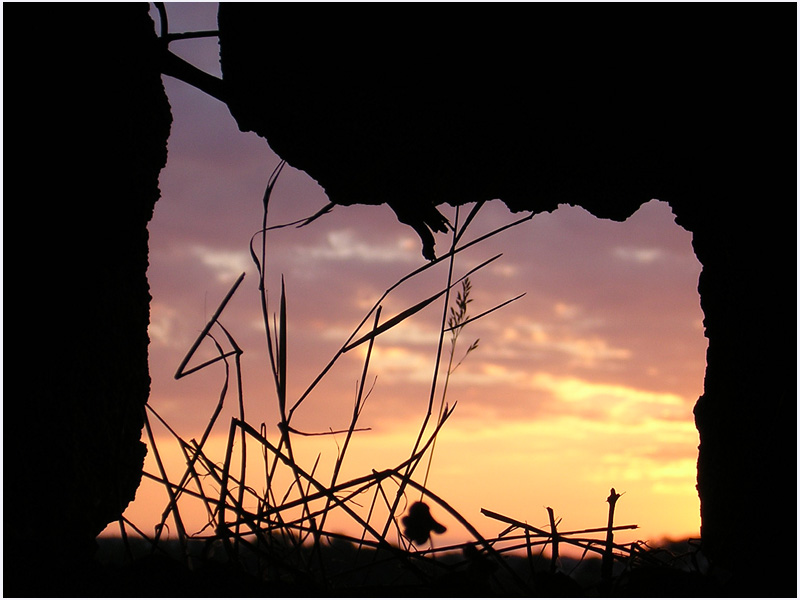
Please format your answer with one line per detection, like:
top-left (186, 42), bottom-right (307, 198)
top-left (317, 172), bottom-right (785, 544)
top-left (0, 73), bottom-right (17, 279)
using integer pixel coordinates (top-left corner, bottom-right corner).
top-left (140, 161), bottom-right (532, 587)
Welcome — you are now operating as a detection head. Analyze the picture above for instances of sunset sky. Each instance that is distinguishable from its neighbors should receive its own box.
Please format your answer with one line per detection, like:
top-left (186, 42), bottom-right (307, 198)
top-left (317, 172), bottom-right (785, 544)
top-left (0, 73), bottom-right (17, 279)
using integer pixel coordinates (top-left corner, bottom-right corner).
top-left (109, 4), bottom-right (709, 555)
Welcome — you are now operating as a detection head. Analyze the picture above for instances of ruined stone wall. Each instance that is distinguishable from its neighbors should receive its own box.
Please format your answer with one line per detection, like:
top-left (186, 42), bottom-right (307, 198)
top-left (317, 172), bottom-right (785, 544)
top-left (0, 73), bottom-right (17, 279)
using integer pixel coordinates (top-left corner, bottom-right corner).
top-left (6, 4), bottom-right (171, 593)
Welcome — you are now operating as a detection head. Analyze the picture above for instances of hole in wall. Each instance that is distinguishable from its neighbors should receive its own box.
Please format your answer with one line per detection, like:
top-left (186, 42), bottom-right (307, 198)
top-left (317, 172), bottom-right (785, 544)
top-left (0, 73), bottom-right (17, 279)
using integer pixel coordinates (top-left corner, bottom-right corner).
top-left (390, 198), bottom-right (708, 552)
top-left (113, 3), bottom-right (708, 557)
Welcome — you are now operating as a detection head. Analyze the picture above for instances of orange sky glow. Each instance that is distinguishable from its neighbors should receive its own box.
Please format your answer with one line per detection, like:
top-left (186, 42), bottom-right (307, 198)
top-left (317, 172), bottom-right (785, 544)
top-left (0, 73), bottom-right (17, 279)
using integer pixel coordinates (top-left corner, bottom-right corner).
top-left (102, 4), bottom-right (708, 559)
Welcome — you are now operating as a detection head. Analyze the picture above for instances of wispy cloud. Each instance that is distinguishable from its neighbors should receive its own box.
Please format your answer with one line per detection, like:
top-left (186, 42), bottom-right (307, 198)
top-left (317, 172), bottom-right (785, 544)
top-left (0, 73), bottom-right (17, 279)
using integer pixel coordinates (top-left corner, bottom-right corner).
top-left (298, 229), bottom-right (419, 263)
top-left (525, 372), bottom-right (688, 423)
top-left (613, 246), bottom-right (666, 264)
top-left (148, 302), bottom-right (180, 348)
top-left (497, 321), bottom-right (631, 367)
top-left (188, 244), bottom-right (252, 283)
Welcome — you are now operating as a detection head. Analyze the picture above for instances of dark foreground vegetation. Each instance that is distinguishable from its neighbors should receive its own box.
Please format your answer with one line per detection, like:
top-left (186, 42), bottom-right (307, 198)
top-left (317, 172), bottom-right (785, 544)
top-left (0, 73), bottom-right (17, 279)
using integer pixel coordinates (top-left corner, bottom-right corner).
top-left (12, 535), bottom-right (766, 598)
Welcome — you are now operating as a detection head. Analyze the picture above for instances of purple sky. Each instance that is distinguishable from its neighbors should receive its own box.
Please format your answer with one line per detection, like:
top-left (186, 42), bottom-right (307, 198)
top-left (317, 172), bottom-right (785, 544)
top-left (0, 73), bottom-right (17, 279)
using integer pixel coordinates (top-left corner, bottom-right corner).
top-left (125, 3), bottom-right (709, 548)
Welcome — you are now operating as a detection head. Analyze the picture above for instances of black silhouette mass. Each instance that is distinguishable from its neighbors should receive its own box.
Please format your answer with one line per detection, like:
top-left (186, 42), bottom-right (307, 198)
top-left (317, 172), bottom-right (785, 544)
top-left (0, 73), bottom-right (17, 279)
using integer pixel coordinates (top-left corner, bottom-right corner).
top-left (214, 10), bottom-right (795, 595)
top-left (402, 501), bottom-right (447, 545)
top-left (5, 4), bottom-right (794, 597)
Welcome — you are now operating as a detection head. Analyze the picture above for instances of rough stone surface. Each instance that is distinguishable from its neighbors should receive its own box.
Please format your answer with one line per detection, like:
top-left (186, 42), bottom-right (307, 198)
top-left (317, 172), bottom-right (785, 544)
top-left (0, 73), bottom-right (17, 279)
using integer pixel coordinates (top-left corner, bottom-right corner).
top-left (6, 4), bottom-right (171, 595)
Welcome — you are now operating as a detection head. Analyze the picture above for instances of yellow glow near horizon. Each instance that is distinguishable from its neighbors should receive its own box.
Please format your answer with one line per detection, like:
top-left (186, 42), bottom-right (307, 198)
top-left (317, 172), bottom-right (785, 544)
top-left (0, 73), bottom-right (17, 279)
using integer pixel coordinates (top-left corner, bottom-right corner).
top-left (110, 399), bottom-right (700, 558)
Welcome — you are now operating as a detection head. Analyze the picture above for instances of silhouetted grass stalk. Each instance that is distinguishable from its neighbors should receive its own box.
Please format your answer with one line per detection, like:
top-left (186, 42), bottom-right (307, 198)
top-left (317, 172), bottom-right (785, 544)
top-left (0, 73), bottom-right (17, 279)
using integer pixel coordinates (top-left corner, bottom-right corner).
top-left (317, 307), bottom-right (382, 539)
top-left (602, 487), bottom-right (623, 592)
top-left (421, 276), bottom-right (479, 499)
top-left (378, 205), bottom-right (461, 543)
top-left (480, 500), bottom-right (639, 560)
top-left (142, 409), bottom-right (188, 554)
top-left (547, 506), bottom-right (561, 573)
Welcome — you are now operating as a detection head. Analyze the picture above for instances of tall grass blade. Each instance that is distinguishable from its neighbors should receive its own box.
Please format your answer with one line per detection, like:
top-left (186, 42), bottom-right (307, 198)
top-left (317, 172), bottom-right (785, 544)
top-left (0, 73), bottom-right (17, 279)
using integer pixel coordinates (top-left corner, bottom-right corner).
top-left (342, 291), bottom-right (445, 353)
top-left (443, 292), bottom-right (526, 332)
top-left (278, 275), bottom-right (287, 415)
top-left (143, 411), bottom-right (188, 556)
top-left (174, 272), bottom-right (245, 380)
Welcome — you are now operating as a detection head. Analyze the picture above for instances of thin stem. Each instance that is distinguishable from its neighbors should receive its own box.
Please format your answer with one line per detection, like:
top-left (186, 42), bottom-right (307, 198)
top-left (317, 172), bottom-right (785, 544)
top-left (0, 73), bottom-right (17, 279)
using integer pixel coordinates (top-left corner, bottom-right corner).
top-left (144, 411), bottom-right (188, 556)
top-left (379, 206), bottom-right (462, 542)
top-left (163, 29), bottom-right (219, 42)
top-left (396, 475), bottom-right (531, 595)
top-left (547, 506), bottom-right (560, 573)
top-left (286, 211), bottom-right (534, 415)
top-left (174, 272), bottom-right (246, 380)
top-left (319, 307), bottom-right (382, 536)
